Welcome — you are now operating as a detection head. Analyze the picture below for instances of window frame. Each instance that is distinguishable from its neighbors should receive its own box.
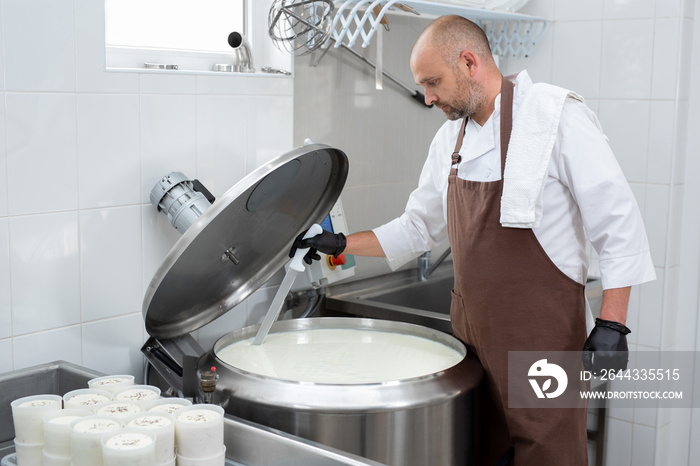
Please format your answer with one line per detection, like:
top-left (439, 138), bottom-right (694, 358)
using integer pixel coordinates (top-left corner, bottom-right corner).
top-left (103, 0), bottom-right (291, 77)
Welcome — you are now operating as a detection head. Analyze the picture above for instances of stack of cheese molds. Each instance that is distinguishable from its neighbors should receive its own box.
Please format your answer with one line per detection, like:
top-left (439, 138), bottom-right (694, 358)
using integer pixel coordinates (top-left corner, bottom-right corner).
top-left (10, 375), bottom-right (225, 466)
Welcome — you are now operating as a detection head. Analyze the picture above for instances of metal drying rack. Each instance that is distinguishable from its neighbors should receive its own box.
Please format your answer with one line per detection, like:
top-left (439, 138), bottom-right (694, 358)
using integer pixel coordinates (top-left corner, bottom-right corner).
top-left (325, 0), bottom-right (547, 58)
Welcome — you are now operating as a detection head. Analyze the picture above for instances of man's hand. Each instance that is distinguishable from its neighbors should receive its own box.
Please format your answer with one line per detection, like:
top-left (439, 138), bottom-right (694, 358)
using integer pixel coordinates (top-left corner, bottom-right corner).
top-left (582, 318), bottom-right (631, 375)
top-left (289, 229), bottom-right (346, 265)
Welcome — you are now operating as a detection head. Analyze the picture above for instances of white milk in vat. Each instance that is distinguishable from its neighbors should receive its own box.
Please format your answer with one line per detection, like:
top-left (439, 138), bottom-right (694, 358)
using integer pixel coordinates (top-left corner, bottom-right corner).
top-left (216, 328), bottom-right (463, 384)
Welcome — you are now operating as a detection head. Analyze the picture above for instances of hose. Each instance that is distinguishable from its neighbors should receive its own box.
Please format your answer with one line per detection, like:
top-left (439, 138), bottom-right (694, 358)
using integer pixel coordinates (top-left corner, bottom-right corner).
top-left (299, 287), bottom-right (324, 318)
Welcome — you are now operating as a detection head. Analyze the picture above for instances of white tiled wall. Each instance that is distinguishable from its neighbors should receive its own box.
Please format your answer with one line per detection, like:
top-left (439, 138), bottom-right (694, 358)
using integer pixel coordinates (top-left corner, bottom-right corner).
top-left (0, 0), bottom-right (294, 379)
top-left (684, 1), bottom-right (700, 464)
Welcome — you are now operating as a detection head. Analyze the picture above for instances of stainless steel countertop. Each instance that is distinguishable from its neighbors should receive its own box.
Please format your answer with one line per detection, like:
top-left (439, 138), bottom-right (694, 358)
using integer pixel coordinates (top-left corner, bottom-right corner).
top-left (0, 361), bottom-right (382, 466)
top-left (323, 262), bottom-right (603, 333)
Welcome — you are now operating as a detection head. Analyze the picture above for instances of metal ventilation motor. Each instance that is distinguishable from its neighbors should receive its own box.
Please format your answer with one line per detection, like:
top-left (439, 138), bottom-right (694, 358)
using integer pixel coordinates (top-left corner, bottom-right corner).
top-left (150, 172), bottom-right (216, 233)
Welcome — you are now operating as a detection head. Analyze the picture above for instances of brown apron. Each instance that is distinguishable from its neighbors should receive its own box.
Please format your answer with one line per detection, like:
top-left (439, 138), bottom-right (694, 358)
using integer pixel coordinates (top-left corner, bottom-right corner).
top-left (447, 77), bottom-right (588, 466)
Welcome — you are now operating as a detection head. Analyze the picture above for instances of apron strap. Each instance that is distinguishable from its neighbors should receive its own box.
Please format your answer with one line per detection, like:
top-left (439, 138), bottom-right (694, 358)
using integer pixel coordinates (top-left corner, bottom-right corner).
top-left (499, 76), bottom-right (514, 179)
top-left (451, 117), bottom-right (468, 165)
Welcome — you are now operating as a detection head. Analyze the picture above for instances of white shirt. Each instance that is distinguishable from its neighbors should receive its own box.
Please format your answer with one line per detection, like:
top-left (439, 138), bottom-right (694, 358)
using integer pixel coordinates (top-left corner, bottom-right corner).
top-left (373, 71), bottom-right (656, 291)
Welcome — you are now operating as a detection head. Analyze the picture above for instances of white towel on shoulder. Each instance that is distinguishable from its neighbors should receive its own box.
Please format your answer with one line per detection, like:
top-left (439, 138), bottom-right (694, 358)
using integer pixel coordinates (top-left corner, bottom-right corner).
top-left (500, 82), bottom-right (584, 228)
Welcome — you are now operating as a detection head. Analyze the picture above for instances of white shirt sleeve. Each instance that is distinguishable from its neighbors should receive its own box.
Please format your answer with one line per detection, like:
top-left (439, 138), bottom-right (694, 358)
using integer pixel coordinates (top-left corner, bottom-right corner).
top-left (373, 126), bottom-right (452, 270)
top-left (553, 99), bottom-right (656, 290)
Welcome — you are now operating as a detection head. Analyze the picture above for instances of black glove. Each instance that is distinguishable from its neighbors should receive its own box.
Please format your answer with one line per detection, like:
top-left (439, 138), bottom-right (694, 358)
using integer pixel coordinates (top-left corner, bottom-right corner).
top-left (582, 318), bottom-right (631, 375)
top-left (289, 229), bottom-right (347, 265)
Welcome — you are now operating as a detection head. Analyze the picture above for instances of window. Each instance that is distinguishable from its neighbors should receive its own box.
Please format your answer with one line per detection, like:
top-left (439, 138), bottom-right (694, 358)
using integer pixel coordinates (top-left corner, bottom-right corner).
top-left (105, 0), bottom-right (251, 73)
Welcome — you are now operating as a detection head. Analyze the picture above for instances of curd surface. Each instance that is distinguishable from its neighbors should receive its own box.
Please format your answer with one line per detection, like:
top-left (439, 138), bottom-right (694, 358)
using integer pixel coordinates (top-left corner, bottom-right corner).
top-left (216, 328), bottom-right (464, 384)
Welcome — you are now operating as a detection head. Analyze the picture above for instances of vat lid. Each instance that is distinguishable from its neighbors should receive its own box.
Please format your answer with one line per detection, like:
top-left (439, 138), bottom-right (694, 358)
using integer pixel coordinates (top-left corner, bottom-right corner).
top-left (143, 144), bottom-right (348, 339)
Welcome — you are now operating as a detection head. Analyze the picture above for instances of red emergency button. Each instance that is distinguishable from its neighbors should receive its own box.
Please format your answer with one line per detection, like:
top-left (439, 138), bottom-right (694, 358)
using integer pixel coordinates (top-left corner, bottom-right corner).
top-left (327, 254), bottom-right (347, 270)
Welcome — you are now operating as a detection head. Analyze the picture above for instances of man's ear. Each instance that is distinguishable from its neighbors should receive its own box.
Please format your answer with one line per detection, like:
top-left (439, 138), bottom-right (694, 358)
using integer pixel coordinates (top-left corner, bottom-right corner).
top-left (459, 50), bottom-right (478, 76)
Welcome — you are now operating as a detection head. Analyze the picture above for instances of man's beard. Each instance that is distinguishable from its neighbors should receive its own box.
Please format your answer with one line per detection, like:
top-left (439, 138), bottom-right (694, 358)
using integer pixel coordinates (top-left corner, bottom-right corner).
top-left (439, 71), bottom-right (487, 121)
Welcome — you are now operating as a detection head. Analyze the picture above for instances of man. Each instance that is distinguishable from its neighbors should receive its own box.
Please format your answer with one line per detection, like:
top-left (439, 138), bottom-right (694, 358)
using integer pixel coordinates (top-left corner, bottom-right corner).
top-left (293, 15), bottom-right (655, 465)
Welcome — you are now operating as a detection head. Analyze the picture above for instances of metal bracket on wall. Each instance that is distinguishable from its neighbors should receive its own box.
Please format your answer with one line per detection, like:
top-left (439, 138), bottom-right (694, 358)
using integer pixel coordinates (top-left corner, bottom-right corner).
top-left (312, 39), bottom-right (433, 107)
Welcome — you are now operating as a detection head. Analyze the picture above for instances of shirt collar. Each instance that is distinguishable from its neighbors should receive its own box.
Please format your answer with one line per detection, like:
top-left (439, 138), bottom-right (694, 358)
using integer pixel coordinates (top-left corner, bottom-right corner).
top-left (494, 70), bottom-right (532, 109)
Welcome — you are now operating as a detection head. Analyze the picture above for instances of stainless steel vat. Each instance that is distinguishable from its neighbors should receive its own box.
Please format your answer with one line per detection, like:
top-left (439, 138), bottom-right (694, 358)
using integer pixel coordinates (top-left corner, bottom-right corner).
top-left (198, 317), bottom-right (483, 466)
top-left (141, 144), bottom-right (483, 464)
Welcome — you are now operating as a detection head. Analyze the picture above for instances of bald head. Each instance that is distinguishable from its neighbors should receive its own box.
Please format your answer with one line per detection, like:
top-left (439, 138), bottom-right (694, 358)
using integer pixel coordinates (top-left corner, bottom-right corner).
top-left (410, 16), bottom-right (502, 125)
top-left (413, 15), bottom-right (495, 68)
